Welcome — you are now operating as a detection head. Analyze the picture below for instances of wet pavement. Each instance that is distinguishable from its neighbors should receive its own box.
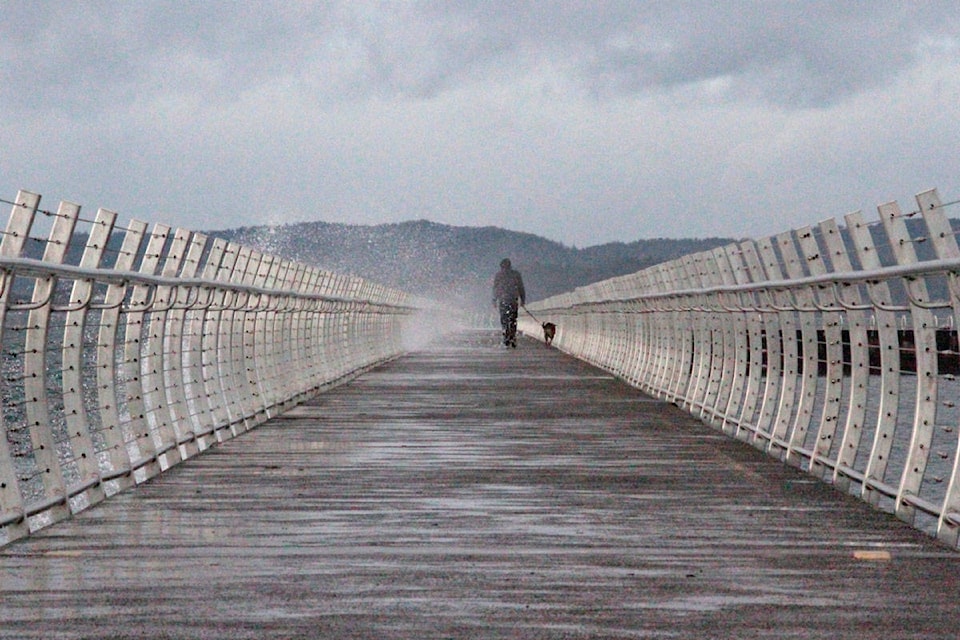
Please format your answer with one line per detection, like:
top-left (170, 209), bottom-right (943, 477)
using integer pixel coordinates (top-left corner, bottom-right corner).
top-left (1, 330), bottom-right (959, 639)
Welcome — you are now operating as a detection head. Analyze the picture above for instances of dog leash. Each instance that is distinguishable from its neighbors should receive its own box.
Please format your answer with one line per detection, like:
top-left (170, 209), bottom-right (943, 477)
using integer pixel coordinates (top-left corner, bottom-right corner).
top-left (521, 305), bottom-right (542, 324)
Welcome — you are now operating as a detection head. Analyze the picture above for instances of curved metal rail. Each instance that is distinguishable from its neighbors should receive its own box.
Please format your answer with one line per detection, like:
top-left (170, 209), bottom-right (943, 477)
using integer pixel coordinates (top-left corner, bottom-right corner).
top-left (0, 190), bottom-right (429, 546)
top-left (524, 188), bottom-right (960, 548)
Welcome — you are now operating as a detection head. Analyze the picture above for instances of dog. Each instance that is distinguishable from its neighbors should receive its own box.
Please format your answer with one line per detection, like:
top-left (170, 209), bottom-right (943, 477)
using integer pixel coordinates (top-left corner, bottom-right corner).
top-left (542, 322), bottom-right (556, 347)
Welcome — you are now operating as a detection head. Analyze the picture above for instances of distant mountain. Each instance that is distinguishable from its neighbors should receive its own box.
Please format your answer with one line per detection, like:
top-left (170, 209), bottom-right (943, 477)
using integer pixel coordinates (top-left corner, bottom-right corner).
top-left (209, 219), bottom-right (734, 314)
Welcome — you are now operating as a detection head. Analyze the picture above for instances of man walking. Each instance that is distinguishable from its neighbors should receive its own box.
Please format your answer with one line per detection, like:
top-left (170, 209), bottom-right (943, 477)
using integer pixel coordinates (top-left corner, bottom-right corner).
top-left (492, 258), bottom-right (525, 348)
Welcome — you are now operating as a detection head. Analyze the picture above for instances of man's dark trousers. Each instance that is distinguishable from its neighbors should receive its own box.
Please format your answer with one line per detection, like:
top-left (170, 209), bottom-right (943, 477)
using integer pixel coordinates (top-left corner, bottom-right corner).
top-left (499, 300), bottom-right (519, 347)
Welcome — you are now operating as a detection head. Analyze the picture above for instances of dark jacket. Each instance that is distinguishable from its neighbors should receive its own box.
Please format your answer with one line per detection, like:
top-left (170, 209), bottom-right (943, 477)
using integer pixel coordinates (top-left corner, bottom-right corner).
top-left (493, 267), bottom-right (525, 305)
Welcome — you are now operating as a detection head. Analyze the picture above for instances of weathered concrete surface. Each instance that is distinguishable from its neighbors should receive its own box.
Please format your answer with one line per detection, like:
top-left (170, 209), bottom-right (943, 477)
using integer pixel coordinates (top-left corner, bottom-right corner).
top-left (1, 330), bottom-right (959, 639)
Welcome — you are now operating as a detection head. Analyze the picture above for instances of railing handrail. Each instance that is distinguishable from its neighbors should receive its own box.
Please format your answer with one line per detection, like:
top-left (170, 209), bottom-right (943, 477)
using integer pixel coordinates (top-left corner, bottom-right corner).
top-left (0, 254), bottom-right (418, 310)
top-left (0, 189), bottom-right (444, 548)
top-left (522, 187), bottom-right (960, 550)
top-left (532, 256), bottom-right (960, 309)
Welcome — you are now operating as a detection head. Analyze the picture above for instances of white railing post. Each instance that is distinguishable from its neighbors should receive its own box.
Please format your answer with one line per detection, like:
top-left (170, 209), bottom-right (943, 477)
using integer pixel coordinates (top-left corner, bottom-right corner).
top-left (0, 190), bottom-right (41, 544)
top-left (823, 214), bottom-right (869, 492)
top-left (178, 231), bottom-right (216, 448)
top-left (745, 238), bottom-right (783, 451)
top-left (21, 200), bottom-right (79, 528)
top-left (135, 224), bottom-right (182, 471)
top-left (158, 228), bottom-right (197, 460)
top-left (917, 189), bottom-right (960, 546)
top-left (878, 199), bottom-right (937, 524)
top-left (777, 230), bottom-right (820, 466)
top-left (731, 243), bottom-right (763, 443)
top-left (800, 220), bottom-right (847, 481)
top-left (702, 247), bottom-right (736, 434)
top-left (60, 203), bottom-right (111, 512)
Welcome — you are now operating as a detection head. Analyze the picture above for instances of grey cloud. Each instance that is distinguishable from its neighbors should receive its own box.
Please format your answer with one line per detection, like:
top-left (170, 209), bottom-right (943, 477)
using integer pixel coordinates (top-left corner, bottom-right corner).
top-left (4, 1), bottom-right (956, 114)
top-left (2, 2), bottom-right (959, 248)
top-left (371, 2), bottom-right (960, 106)
top-left (576, 2), bottom-right (957, 106)
top-left (1, 3), bottom-right (344, 112)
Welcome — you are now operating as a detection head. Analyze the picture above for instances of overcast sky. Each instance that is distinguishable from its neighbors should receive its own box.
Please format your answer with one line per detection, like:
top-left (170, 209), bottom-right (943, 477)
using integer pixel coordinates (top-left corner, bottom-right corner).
top-left (2, 2), bottom-right (959, 248)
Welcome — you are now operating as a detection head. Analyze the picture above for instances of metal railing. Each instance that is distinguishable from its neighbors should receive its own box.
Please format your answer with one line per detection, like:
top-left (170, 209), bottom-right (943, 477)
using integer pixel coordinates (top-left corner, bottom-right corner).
top-left (0, 190), bottom-right (431, 546)
top-left (523, 187), bottom-right (960, 548)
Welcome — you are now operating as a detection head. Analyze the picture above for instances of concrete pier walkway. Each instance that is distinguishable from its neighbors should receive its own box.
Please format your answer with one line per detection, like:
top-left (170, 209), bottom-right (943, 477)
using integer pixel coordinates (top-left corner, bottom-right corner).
top-left (1, 330), bottom-right (959, 639)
